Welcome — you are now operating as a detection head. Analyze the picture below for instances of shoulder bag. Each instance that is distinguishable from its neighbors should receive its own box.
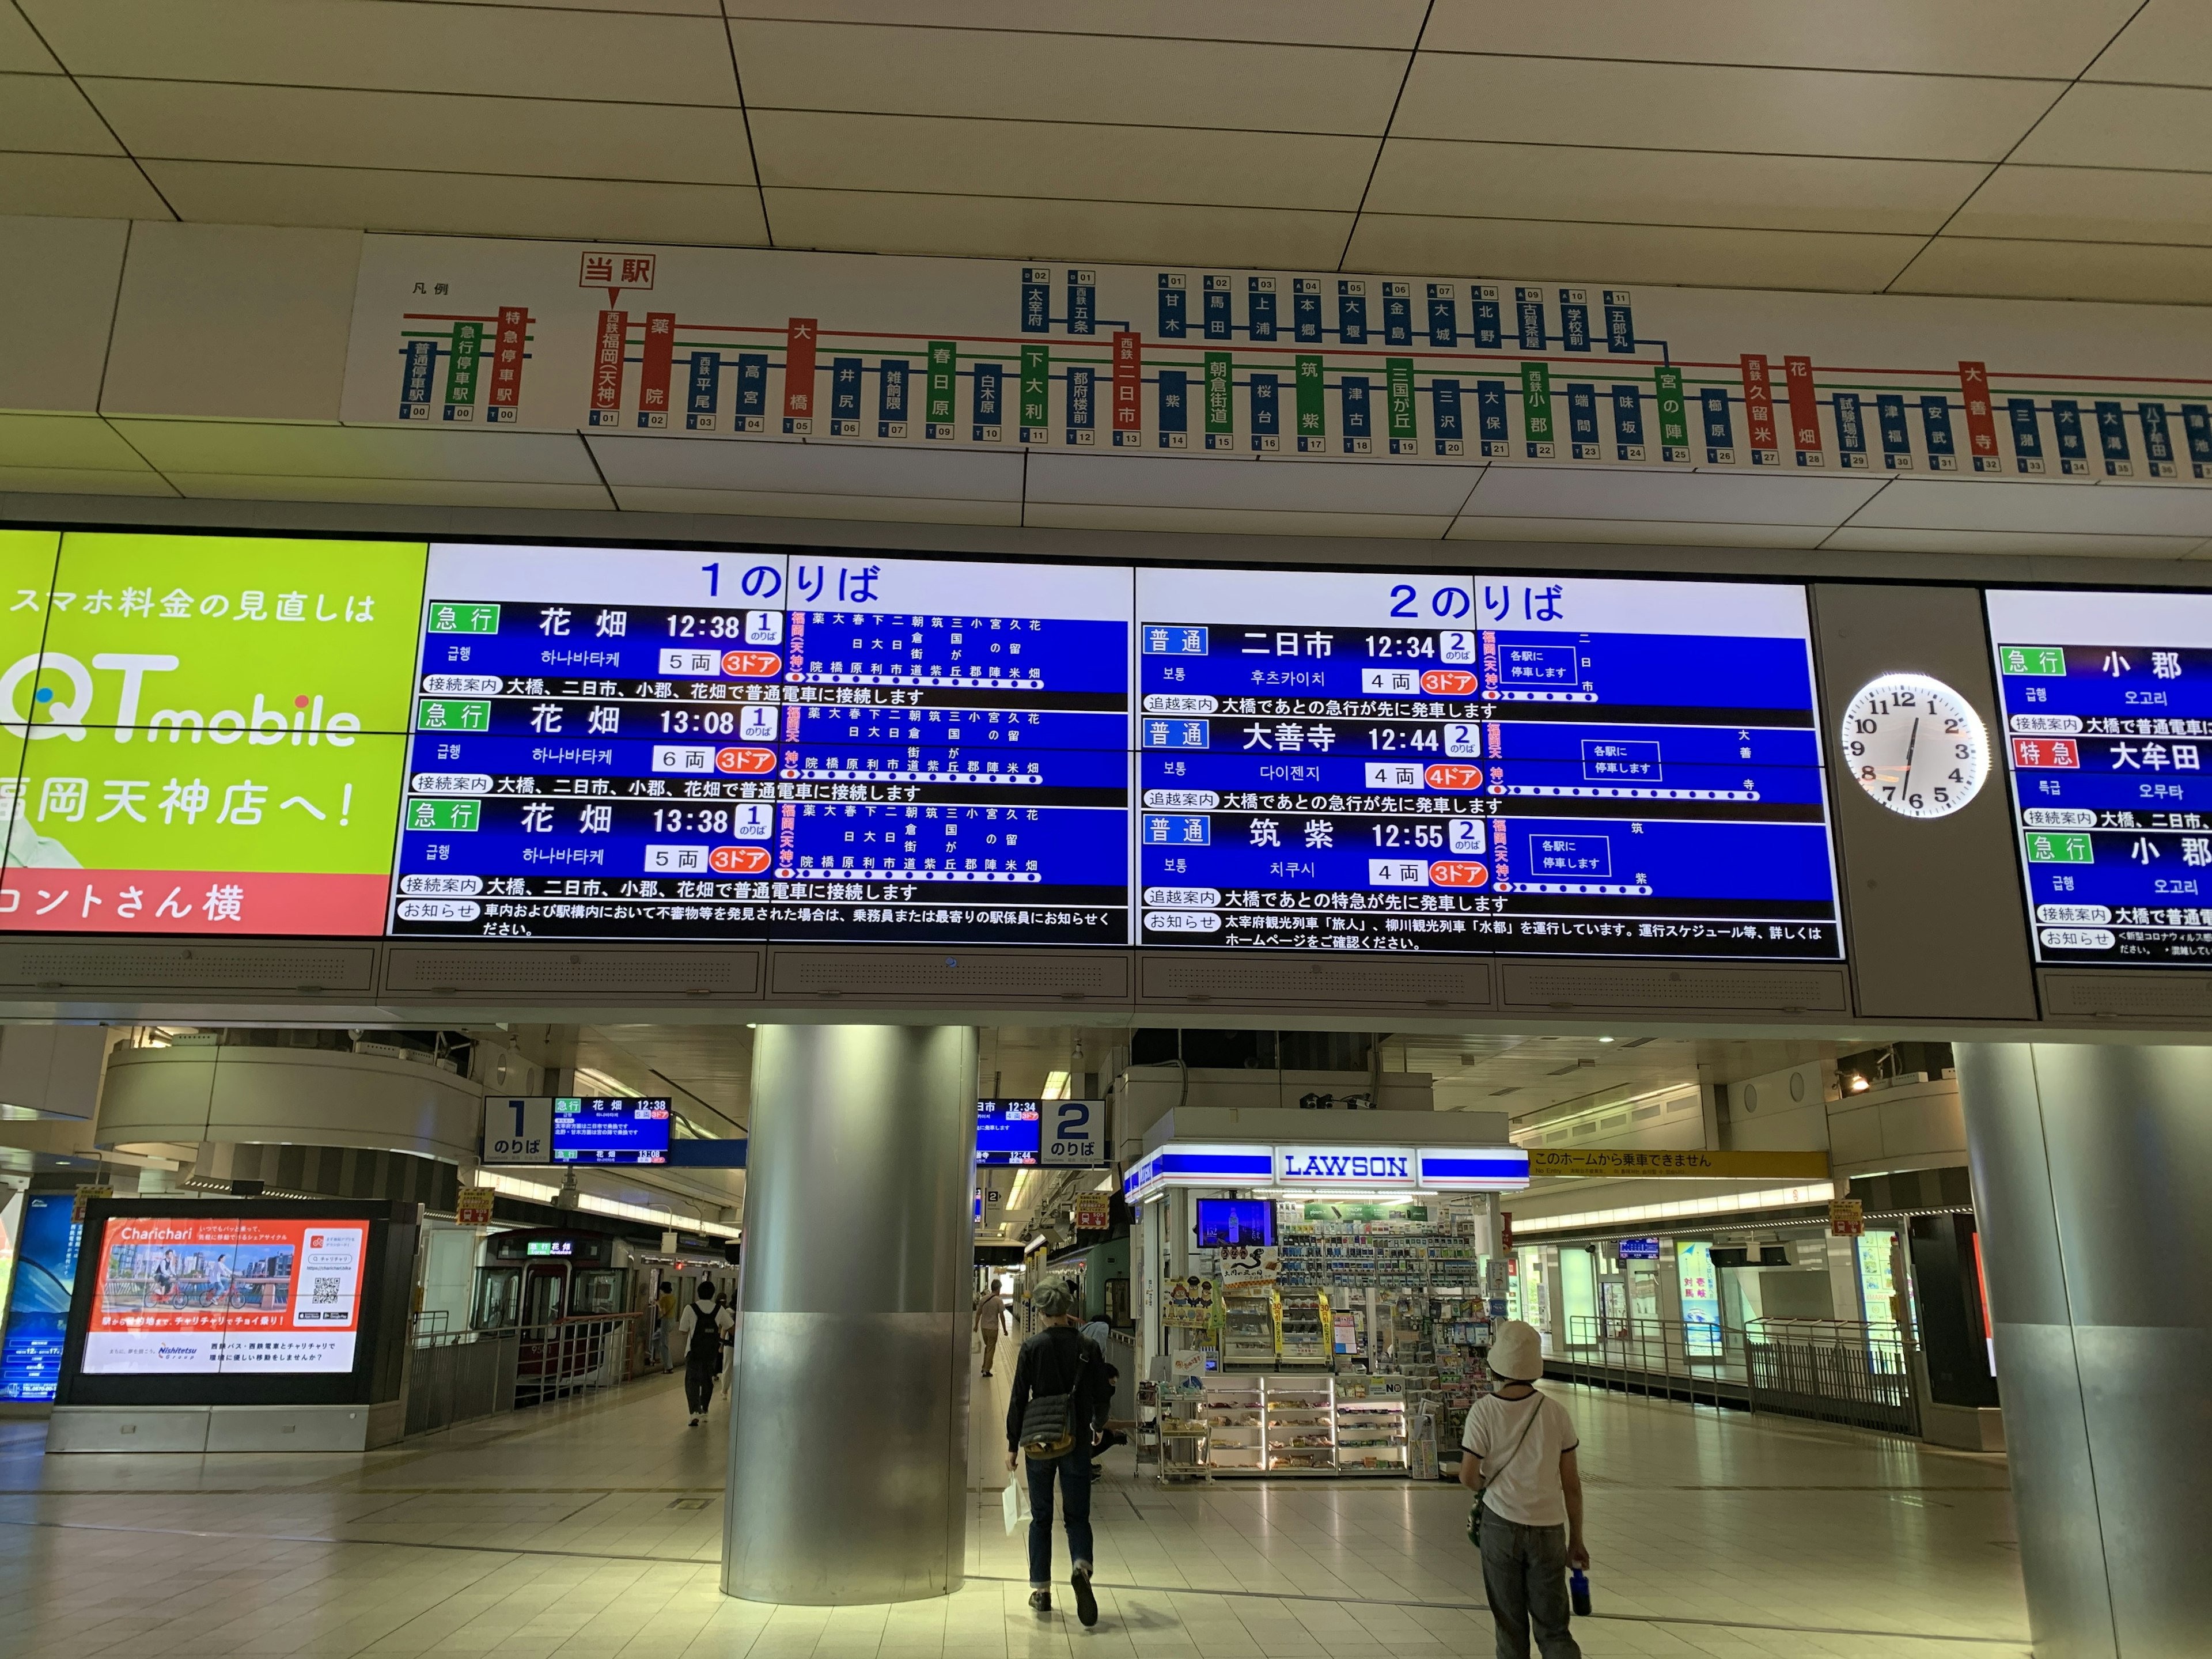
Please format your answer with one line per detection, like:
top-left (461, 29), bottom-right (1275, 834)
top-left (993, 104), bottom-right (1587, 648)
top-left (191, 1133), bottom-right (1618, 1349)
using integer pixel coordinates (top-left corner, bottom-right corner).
top-left (1466, 1393), bottom-right (1547, 1549)
top-left (1017, 1339), bottom-right (1093, 1459)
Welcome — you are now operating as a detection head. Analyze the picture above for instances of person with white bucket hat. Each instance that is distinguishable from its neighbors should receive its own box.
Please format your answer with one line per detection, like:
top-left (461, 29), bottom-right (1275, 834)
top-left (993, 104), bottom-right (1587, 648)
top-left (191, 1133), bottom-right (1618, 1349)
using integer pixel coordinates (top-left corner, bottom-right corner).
top-left (1459, 1319), bottom-right (1588, 1658)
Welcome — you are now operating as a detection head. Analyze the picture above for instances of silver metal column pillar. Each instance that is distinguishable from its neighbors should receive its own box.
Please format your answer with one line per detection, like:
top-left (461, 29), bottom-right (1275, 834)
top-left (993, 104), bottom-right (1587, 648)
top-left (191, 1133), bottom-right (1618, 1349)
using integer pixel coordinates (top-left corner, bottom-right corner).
top-left (724, 1024), bottom-right (976, 1605)
top-left (1955, 1043), bottom-right (2212, 1659)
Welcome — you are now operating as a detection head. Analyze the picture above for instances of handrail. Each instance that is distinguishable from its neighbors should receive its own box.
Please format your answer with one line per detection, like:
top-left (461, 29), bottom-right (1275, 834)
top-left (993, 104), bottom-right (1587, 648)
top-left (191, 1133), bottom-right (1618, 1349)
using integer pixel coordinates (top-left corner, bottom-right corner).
top-left (1560, 1313), bottom-right (1918, 1436)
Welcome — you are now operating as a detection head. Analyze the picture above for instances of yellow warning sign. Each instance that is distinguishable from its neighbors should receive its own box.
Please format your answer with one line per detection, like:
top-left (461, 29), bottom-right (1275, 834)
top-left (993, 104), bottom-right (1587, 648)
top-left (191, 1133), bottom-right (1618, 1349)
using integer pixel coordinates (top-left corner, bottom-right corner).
top-left (1528, 1149), bottom-right (1830, 1180)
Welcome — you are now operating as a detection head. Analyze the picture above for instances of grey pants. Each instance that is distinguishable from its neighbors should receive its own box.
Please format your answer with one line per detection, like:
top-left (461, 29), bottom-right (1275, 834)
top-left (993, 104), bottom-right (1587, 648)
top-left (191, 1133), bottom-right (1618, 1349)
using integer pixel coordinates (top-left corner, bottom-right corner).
top-left (1479, 1512), bottom-right (1581, 1659)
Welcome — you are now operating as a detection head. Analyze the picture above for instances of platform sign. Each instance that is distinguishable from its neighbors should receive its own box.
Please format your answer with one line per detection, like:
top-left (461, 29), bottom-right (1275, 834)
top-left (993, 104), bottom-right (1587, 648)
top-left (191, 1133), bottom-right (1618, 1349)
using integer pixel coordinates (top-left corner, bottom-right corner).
top-left (1988, 589), bottom-right (2212, 967)
top-left (483, 1096), bottom-right (554, 1164)
top-left (1039, 1099), bottom-right (1106, 1168)
top-left (1134, 570), bottom-right (1840, 959)
top-left (393, 547), bottom-right (1132, 946)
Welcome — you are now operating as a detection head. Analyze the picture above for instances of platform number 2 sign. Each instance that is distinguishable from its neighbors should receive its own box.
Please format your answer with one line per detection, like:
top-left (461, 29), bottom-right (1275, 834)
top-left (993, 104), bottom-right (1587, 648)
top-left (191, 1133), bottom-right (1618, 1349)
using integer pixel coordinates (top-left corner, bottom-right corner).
top-left (1041, 1100), bottom-right (1104, 1168)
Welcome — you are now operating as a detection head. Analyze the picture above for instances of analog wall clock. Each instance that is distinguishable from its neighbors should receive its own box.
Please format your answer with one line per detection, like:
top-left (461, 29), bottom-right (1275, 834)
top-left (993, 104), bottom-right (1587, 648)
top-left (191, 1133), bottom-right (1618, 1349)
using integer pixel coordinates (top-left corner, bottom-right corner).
top-left (1839, 673), bottom-right (1989, 819)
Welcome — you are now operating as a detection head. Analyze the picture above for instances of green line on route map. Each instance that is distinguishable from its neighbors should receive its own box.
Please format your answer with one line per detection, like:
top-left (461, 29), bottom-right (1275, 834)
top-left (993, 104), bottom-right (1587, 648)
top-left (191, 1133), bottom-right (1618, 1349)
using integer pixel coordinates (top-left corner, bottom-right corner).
top-left (1387, 358), bottom-right (1416, 441)
top-left (1296, 354), bottom-right (1325, 440)
top-left (1021, 345), bottom-right (1050, 427)
top-left (1520, 362), bottom-right (1554, 444)
top-left (2000, 647), bottom-right (2066, 676)
top-left (1205, 353), bottom-right (1234, 435)
top-left (1654, 366), bottom-right (1689, 448)
top-left (406, 800), bottom-right (482, 833)
top-left (444, 322), bottom-right (482, 410)
top-left (416, 699), bottom-right (490, 733)
top-left (927, 341), bottom-right (957, 425)
top-left (2025, 834), bottom-right (2093, 863)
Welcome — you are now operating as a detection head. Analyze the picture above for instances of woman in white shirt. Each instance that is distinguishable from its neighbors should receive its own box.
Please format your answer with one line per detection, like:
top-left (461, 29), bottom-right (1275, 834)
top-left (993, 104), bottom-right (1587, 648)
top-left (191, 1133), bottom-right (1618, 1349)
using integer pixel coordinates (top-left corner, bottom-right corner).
top-left (1459, 1320), bottom-right (1588, 1659)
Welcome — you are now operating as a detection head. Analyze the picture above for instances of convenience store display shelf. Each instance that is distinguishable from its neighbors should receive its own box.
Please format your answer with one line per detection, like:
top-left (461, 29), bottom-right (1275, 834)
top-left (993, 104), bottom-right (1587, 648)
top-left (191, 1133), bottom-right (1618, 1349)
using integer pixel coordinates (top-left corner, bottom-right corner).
top-left (1187, 1373), bottom-right (1407, 1476)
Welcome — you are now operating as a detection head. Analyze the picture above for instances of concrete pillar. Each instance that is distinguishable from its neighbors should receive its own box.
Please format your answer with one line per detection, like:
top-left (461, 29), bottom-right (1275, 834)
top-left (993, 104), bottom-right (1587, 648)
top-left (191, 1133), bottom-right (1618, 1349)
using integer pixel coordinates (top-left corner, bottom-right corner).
top-left (1955, 1043), bottom-right (2212, 1659)
top-left (724, 1025), bottom-right (976, 1605)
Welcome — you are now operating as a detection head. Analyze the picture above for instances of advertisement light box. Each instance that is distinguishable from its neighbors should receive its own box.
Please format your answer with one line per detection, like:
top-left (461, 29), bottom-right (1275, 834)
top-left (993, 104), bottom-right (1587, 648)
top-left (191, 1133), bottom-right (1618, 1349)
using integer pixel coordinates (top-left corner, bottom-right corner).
top-left (1989, 588), bottom-right (2212, 968)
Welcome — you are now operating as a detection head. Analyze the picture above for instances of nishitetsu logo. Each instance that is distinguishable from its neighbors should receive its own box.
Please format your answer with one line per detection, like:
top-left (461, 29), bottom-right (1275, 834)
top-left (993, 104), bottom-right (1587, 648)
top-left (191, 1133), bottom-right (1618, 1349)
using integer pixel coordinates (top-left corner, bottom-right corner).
top-left (1278, 1151), bottom-right (1410, 1181)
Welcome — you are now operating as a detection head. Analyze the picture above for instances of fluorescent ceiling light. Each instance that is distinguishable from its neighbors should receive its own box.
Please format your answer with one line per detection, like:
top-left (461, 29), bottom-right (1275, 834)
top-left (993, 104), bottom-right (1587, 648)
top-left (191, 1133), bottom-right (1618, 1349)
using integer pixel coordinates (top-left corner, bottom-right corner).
top-left (476, 1169), bottom-right (740, 1240)
top-left (1510, 1183), bottom-right (1835, 1236)
top-left (1041, 1071), bottom-right (1071, 1101)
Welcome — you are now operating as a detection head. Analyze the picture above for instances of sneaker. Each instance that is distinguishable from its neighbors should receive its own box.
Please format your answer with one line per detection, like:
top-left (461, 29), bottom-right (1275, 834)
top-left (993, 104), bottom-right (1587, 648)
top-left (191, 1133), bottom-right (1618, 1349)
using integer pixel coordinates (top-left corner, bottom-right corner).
top-left (1028, 1589), bottom-right (1051, 1613)
top-left (1071, 1566), bottom-right (1097, 1627)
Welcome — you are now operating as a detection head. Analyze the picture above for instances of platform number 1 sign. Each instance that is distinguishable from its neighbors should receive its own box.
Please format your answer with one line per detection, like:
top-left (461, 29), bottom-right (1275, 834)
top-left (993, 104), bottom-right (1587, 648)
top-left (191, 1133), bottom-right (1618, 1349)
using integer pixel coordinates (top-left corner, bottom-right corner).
top-left (1040, 1100), bottom-right (1105, 1168)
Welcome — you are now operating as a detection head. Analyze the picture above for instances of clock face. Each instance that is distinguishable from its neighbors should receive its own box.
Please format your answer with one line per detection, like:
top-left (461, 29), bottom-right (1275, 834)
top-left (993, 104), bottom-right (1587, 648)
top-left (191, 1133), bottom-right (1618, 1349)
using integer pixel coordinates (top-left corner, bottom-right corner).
top-left (1840, 673), bottom-right (1989, 819)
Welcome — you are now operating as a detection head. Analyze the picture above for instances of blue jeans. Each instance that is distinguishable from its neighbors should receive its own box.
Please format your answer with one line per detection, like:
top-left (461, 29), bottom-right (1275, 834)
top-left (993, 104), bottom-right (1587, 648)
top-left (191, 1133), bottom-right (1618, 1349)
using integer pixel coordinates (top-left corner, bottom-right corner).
top-left (1025, 1452), bottom-right (1092, 1588)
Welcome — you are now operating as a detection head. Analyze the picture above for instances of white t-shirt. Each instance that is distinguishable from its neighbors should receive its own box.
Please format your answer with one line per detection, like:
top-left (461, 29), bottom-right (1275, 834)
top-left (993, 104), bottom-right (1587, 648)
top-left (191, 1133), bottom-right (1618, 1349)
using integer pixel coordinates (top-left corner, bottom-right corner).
top-left (1460, 1389), bottom-right (1579, 1527)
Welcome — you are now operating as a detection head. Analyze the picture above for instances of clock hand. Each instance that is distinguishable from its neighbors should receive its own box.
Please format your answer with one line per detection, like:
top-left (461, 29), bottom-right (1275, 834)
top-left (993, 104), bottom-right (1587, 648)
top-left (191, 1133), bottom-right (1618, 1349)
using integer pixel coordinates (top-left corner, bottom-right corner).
top-left (1902, 715), bottom-right (1921, 796)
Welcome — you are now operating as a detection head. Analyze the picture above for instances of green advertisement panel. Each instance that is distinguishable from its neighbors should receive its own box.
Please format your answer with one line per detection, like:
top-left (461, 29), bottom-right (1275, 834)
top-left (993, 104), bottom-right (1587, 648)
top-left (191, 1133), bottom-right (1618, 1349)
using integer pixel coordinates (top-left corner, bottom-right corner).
top-left (2, 533), bottom-right (427, 937)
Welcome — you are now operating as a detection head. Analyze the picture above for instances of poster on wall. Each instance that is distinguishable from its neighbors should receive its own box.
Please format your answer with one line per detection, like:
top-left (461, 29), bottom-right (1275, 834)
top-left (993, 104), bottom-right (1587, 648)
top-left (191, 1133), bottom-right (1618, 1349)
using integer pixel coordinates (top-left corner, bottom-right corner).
top-left (2, 532), bottom-right (425, 936)
top-left (79, 1215), bottom-right (366, 1375)
top-left (1988, 589), bottom-right (2212, 967)
top-left (1135, 569), bottom-right (1840, 958)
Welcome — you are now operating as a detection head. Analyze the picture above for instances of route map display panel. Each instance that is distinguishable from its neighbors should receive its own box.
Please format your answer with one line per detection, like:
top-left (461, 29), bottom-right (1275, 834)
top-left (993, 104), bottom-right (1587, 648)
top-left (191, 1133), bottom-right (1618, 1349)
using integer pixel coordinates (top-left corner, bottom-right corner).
top-left (1987, 589), bottom-right (2212, 967)
top-left (392, 545), bottom-right (1129, 945)
top-left (1135, 570), bottom-right (1840, 958)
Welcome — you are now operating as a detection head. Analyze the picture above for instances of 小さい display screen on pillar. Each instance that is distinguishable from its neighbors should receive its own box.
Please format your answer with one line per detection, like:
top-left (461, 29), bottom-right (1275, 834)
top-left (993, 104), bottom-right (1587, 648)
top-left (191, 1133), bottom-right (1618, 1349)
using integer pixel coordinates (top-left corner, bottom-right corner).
top-left (79, 1216), bottom-right (368, 1375)
top-left (1, 528), bottom-right (1849, 960)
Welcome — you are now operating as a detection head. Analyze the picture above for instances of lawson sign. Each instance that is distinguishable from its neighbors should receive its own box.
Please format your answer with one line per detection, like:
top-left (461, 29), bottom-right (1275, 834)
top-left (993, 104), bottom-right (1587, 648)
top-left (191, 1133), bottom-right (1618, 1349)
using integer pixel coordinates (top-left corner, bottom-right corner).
top-left (1274, 1147), bottom-right (1417, 1187)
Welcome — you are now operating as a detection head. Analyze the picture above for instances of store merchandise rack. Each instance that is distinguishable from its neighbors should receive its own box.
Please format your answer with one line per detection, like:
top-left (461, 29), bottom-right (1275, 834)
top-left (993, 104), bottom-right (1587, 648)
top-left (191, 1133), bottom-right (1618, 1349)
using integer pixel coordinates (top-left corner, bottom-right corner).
top-left (1188, 1374), bottom-right (1407, 1475)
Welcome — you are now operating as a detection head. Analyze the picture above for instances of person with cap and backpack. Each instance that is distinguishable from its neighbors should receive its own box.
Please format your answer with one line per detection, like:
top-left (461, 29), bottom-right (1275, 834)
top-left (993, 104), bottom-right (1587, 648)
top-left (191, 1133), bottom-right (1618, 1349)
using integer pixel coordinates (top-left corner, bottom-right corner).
top-left (1005, 1278), bottom-right (1112, 1626)
top-left (1460, 1318), bottom-right (1588, 1659)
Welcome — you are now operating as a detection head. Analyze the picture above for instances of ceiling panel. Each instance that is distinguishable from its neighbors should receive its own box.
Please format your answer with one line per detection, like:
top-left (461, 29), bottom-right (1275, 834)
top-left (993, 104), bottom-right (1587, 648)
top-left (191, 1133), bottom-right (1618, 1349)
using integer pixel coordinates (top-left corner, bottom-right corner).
top-left (2010, 82), bottom-right (2212, 172)
top-left (162, 472), bottom-right (618, 509)
top-left (1946, 165), bottom-right (2212, 247)
top-left (591, 431), bottom-right (1022, 502)
top-left (112, 421), bottom-right (603, 483)
top-left (730, 20), bottom-right (1409, 135)
top-left (1449, 516), bottom-right (1834, 548)
top-left (0, 412), bottom-right (155, 470)
top-left (764, 188), bottom-right (1349, 269)
top-left (725, 2), bottom-right (1429, 49)
top-left (1842, 476), bottom-right (2212, 536)
top-left (1423, 0), bottom-right (2139, 78)
top-left (144, 161), bottom-right (769, 245)
top-left (20, 0), bottom-right (743, 104)
top-left (0, 464), bottom-right (176, 495)
top-left (1891, 236), bottom-right (2212, 305)
top-left (2084, 0), bottom-right (2212, 88)
top-left (0, 7), bottom-right (60, 72)
top-left (1364, 138), bottom-right (1982, 236)
top-left (1025, 502), bottom-right (1455, 539)
top-left (749, 111), bottom-right (1374, 213)
top-left (1346, 214), bottom-right (1922, 293)
top-left (86, 81), bottom-right (759, 186)
top-left (1394, 54), bottom-right (2061, 162)
top-left (0, 72), bottom-right (125, 154)
top-left (0, 151), bottom-right (170, 219)
top-left (1823, 525), bottom-right (2207, 558)
top-left (1463, 464), bottom-right (1885, 527)
top-left (609, 484), bottom-right (1021, 526)
top-left (1025, 451), bottom-right (1476, 515)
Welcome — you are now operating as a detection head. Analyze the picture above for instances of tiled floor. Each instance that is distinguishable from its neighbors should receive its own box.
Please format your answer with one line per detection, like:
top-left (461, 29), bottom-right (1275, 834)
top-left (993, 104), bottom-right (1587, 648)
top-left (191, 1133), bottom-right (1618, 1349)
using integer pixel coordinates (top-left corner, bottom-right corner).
top-left (0, 1354), bottom-right (2027, 1657)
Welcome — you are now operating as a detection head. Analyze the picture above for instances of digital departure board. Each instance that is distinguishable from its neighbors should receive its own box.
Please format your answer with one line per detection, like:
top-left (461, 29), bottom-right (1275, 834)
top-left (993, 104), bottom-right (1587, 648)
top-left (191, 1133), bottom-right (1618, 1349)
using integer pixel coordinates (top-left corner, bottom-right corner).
top-left (975, 1100), bottom-right (1042, 1165)
top-left (551, 1097), bottom-right (671, 1164)
top-left (1136, 570), bottom-right (1840, 958)
top-left (1987, 589), bottom-right (2212, 967)
top-left (391, 546), bottom-right (1129, 945)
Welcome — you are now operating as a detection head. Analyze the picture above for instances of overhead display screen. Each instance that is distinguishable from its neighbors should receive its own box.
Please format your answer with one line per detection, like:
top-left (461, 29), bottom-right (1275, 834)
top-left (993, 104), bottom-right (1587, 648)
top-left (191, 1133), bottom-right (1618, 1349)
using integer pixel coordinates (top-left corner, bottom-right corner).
top-left (1987, 588), bottom-right (2212, 966)
top-left (392, 546), bottom-right (1130, 945)
top-left (1136, 569), bottom-right (1840, 957)
top-left (552, 1096), bottom-right (671, 1164)
top-left (976, 1100), bottom-right (1043, 1165)
top-left (1, 531), bottom-right (423, 936)
top-left (79, 1215), bottom-right (366, 1374)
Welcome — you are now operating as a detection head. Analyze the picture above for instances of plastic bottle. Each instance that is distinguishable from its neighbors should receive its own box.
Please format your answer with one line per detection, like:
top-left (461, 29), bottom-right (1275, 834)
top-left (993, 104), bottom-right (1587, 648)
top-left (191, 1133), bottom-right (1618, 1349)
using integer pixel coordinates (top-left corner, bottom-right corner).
top-left (1569, 1567), bottom-right (1591, 1617)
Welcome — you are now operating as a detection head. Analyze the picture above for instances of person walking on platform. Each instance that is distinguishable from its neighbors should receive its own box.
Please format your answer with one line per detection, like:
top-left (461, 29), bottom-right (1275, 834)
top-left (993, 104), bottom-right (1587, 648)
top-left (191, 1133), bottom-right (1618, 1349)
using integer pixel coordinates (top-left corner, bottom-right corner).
top-left (1006, 1280), bottom-right (1111, 1626)
top-left (654, 1280), bottom-right (677, 1373)
top-left (677, 1283), bottom-right (733, 1427)
top-left (976, 1281), bottom-right (1007, 1377)
top-left (1460, 1319), bottom-right (1588, 1659)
